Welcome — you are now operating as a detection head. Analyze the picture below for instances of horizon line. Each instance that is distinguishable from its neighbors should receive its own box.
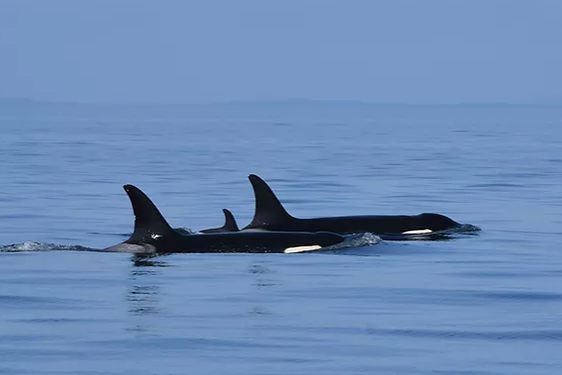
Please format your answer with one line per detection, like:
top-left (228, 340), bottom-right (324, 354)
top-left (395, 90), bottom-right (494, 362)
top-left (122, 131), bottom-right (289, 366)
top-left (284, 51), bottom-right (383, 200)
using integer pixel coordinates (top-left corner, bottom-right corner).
top-left (0, 97), bottom-right (560, 107)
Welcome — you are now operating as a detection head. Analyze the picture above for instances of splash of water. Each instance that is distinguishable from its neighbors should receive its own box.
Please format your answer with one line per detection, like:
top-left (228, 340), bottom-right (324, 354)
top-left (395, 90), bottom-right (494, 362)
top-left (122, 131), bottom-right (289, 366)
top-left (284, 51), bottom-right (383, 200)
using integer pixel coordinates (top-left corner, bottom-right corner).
top-left (0, 241), bottom-right (96, 252)
top-left (174, 227), bottom-right (199, 235)
top-left (323, 232), bottom-right (382, 251)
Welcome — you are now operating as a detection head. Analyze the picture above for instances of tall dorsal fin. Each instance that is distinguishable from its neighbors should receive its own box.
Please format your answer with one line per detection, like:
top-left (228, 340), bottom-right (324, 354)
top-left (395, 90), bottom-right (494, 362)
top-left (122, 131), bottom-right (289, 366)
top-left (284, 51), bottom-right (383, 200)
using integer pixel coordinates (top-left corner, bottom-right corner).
top-left (123, 184), bottom-right (174, 242)
top-left (247, 174), bottom-right (294, 228)
top-left (221, 209), bottom-right (240, 231)
top-left (200, 209), bottom-right (240, 233)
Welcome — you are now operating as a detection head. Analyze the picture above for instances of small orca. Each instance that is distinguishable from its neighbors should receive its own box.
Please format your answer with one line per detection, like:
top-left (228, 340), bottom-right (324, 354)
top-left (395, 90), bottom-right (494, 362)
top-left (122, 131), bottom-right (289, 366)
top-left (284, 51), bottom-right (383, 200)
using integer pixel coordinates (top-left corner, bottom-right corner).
top-left (103, 184), bottom-right (346, 255)
top-left (243, 174), bottom-right (477, 239)
top-left (200, 209), bottom-right (240, 233)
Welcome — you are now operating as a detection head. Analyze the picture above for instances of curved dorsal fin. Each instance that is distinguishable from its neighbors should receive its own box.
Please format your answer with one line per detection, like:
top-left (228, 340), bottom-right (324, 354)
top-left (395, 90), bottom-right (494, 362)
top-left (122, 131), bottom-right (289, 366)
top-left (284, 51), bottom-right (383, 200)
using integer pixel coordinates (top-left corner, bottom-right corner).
top-left (247, 174), bottom-right (294, 228)
top-left (221, 209), bottom-right (240, 231)
top-left (123, 184), bottom-right (174, 242)
top-left (200, 208), bottom-right (240, 233)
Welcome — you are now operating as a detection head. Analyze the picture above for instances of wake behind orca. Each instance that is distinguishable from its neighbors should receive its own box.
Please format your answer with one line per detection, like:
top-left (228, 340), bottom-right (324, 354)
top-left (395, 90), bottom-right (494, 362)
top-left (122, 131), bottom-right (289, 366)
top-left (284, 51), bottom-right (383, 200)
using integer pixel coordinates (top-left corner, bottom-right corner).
top-left (103, 184), bottom-right (347, 255)
top-left (242, 174), bottom-right (480, 240)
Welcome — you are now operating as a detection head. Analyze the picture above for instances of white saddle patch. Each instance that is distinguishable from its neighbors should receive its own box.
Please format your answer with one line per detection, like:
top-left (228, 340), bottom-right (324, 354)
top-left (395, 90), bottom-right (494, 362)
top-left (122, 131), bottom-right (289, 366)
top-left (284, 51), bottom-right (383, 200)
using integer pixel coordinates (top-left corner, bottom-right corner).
top-left (283, 245), bottom-right (322, 254)
top-left (402, 229), bottom-right (433, 235)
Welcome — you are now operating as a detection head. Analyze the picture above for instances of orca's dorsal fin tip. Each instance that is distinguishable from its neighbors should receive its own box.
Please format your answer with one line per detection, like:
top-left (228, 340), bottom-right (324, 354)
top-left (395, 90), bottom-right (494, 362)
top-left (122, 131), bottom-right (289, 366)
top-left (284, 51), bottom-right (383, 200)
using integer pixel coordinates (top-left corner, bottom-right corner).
top-left (123, 184), bottom-right (144, 198)
top-left (248, 174), bottom-right (260, 182)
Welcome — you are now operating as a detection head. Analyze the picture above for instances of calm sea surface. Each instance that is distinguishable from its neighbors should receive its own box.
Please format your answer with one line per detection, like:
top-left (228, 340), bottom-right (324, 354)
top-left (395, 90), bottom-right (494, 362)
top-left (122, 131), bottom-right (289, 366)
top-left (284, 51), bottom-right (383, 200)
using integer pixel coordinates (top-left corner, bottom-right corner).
top-left (1, 102), bottom-right (561, 374)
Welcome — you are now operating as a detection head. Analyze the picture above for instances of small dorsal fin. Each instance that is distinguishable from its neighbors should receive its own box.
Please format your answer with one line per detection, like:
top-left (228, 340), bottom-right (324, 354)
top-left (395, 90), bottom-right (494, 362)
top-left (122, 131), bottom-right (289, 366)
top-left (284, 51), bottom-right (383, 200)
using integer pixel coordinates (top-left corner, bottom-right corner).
top-left (200, 208), bottom-right (240, 233)
top-left (247, 174), bottom-right (294, 228)
top-left (123, 184), bottom-right (174, 242)
top-left (221, 209), bottom-right (240, 231)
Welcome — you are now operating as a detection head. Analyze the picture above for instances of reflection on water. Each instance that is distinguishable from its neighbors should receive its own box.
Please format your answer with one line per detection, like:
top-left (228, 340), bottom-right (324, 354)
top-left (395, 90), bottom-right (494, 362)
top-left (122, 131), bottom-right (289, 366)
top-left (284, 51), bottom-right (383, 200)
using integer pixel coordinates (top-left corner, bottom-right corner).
top-left (247, 260), bottom-right (276, 316)
top-left (132, 256), bottom-right (171, 268)
top-left (249, 261), bottom-right (276, 288)
top-left (126, 256), bottom-right (169, 331)
top-left (127, 285), bottom-right (160, 316)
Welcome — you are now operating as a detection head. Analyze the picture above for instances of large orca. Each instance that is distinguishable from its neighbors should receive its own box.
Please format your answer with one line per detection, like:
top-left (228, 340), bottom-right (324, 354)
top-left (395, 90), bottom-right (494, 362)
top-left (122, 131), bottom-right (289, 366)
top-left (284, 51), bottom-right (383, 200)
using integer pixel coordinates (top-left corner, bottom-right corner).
top-left (243, 174), bottom-right (478, 239)
top-left (103, 184), bottom-right (346, 254)
top-left (199, 209), bottom-right (240, 233)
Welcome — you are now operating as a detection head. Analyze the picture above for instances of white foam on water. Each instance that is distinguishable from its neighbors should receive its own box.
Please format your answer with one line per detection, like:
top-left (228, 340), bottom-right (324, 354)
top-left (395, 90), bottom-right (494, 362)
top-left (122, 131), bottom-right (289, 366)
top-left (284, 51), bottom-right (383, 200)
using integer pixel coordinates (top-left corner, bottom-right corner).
top-left (322, 232), bottom-right (383, 251)
top-left (0, 241), bottom-right (95, 252)
top-left (174, 227), bottom-right (199, 235)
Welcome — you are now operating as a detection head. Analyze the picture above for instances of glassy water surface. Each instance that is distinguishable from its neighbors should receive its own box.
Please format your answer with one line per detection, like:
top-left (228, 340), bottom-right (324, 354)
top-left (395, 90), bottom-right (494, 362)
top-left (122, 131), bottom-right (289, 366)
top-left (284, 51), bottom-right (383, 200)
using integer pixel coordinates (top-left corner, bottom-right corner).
top-left (1, 102), bottom-right (561, 374)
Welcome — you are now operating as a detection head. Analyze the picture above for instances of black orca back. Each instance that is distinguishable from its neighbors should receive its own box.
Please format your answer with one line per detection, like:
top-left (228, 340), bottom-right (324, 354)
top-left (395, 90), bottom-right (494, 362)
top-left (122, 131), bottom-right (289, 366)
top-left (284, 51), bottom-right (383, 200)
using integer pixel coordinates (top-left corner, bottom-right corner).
top-left (242, 175), bottom-right (469, 238)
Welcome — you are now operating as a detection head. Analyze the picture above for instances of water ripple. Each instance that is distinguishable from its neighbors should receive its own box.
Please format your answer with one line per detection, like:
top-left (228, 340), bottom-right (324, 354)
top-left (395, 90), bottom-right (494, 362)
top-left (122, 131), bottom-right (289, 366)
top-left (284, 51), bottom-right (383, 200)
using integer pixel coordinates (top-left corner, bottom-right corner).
top-left (370, 328), bottom-right (562, 341)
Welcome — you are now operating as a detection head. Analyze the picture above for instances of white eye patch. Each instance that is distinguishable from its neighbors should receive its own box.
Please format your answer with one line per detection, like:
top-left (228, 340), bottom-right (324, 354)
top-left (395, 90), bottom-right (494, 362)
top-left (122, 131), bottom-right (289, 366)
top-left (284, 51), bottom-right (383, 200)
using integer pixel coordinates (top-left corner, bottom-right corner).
top-left (283, 245), bottom-right (322, 254)
top-left (402, 229), bottom-right (433, 235)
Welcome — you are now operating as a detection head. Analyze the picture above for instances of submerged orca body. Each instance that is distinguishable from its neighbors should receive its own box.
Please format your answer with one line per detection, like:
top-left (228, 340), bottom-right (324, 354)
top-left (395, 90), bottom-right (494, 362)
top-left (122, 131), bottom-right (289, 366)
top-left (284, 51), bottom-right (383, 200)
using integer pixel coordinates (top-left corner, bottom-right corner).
top-left (199, 209), bottom-right (240, 233)
top-left (243, 174), bottom-right (476, 240)
top-left (103, 185), bottom-right (345, 255)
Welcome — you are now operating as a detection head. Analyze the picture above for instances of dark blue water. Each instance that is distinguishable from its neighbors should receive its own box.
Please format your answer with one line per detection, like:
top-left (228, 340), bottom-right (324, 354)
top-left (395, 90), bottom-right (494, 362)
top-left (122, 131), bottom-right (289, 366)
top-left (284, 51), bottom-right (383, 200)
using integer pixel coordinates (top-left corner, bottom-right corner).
top-left (1, 101), bottom-right (561, 374)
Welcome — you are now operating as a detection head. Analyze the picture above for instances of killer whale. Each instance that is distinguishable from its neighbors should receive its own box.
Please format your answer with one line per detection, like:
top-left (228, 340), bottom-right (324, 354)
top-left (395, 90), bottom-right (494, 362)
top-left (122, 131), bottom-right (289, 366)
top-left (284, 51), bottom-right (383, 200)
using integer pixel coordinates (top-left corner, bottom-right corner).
top-left (200, 209), bottom-right (240, 233)
top-left (103, 184), bottom-right (346, 254)
top-left (243, 174), bottom-right (478, 239)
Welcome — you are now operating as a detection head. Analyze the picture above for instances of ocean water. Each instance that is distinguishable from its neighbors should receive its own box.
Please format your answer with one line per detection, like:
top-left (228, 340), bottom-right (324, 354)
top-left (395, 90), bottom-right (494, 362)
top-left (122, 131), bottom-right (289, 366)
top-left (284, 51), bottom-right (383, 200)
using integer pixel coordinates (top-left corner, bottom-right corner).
top-left (1, 101), bottom-right (561, 374)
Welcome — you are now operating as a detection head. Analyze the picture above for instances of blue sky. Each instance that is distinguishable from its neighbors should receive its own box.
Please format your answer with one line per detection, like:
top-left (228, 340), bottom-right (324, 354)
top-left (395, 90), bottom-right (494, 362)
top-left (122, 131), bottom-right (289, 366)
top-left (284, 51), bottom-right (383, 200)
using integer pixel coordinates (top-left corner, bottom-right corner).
top-left (0, 0), bottom-right (560, 104)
